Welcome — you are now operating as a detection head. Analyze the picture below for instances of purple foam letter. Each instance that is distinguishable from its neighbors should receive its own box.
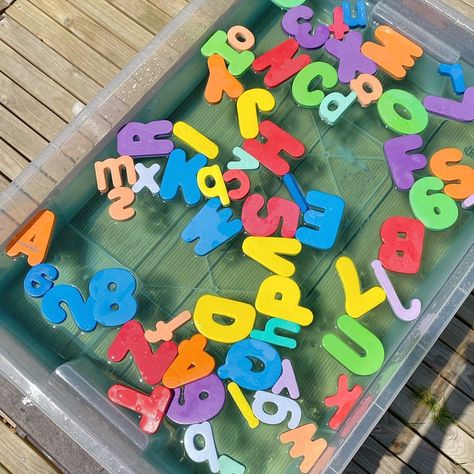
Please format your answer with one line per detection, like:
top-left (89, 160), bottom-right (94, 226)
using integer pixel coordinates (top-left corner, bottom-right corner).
top-left (325, 31), bottom-right (377, 83)
top-left (383, 135), bottom-right (427, 191)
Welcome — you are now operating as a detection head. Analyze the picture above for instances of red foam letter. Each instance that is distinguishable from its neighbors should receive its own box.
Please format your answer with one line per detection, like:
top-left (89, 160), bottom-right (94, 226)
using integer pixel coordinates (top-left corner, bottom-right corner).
top-left (252, 38), bottom-right (310, 88)
top-left (243, 121), bottom-right (305, 176)
top-left (379, 216), bottom-right (425, 274)
top-left (324, 374), bottom-right (363, 430)
top-left (108, 320), bottom-right (178, 385)
top-left (242, 194), bottom-right (300, 238)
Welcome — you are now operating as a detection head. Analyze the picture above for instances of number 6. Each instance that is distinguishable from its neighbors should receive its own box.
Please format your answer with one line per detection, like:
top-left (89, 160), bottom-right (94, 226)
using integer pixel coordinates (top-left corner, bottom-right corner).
top-left (409, 177), bottom-right (459, 231)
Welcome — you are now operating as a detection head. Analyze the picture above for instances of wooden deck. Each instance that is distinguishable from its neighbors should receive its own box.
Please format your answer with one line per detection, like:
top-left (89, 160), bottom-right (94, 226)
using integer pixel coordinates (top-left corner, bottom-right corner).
top-left (0, 0), bottom-right (472, 473)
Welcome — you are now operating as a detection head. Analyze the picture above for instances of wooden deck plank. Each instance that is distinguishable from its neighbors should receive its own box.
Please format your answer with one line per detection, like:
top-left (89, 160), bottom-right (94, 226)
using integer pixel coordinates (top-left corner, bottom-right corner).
top-left (352, 435), bottom-right (416, 474)
top-left (6, 0), bottom-right (119, 87)
top-left (407, 362), bottom-right (474, 438)
top-left (0, 72), bottom-right (66, 141)
top-left (457, 294), bottom-right (474, 329)
top-left (0, 40), bottom-right (83, 122)
top-left (390, 387), bottom-right (474, 471)
top-left (0, 106), bottom-right (47, 164)
top-left (28, 0), bottom-right (136, 69)
top-left (0, 140), bottom-right (30, 181)
top-left (146, 0), bottom-right (189, 18)
top-left (0, 421), bottom-right (57, 474)
top-left (0, 173), bottom-right (11, 193)
top-left (66, 0), bottom-right (153, 51)
top-left (105, 0), bottom-right (171, 35)
top-left (423, 339), bottom-right (474, 399)
top-left (343, 461), bottom-right (369, 474)
top-left (439, 316), bottom-right (474, 364)
top-left (371, 411), bottom-right (464, 474)
top-left (0, 16), bottom-right (99, 104)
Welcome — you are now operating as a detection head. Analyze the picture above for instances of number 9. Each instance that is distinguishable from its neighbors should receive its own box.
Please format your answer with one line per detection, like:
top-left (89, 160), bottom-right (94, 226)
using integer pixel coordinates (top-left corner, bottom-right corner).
top-left (409, 177), bottom-right (459, 231)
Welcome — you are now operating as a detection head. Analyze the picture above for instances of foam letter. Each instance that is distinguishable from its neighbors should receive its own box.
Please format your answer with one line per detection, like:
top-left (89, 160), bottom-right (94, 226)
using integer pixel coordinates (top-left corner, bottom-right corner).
top-left (322, 315), bottom-right (385, 375)
top-left (181, 198), bottom-right (243, 256)
top-left (193, 294), bottom-right (256, 343)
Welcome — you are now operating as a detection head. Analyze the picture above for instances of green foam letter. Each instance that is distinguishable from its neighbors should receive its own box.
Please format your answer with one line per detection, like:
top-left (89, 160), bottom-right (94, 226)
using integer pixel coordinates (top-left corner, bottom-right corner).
top-left (322, 315), bottom-right (385, 376)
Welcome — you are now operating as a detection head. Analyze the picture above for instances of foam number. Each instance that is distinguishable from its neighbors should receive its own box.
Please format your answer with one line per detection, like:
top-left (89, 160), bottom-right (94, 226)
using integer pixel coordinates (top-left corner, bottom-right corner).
top-left (237, 88), bottom-right (276, 139)
top-left (325, 31), bottom-right (377, 84)
top-left (251, 318), bottom-right (301, 349)
top-left (322, 315), bottom-right (385, 375)
top-left (205, 55), bottom-right (244, 105)
top-left (429, 148), bottom-right (474, 201)
top-left (252, 39), bottom-right (311, 88)
top-left (282, 6), bottom-right (329, 50)
top-left (7, 210), bottom-right (56, 266)
top-left (255, 275), bottom-right (313, 326)
top-left (184, 422), bottom-right (220, 473)
top-left (377, 89), bottom-right (428, 135)
top-left (197, 165), bottom-right (230, 206)
top-left (163, 334), bottom-right (215, 389)
top-left (173, 122), bottom-right (219, 159)
top-left (167, 374), bottom-right (226, 425)
top-left (116, 120), bottom-right (174, 158)
top-left (272, 359), bottom-right (300, 399)
top-left (227, 26), bottom-right (255, 52)
top-left (193, 294), bottom-right (256, 344)
top-left (371, 260), bottom-right (421, 322)
top-left (292, 62), bottom-right (338, 108)
top-left (160, 149), bottom-right (207, 206)
top-left (145, 310), bottom-right (192, 343)
top-left (24, 263), bottom-right (59, 298)
top-left (108, 384), bottom-right (172, 435)
top-left (423, 87), bottom-right (474, 123)
top-left (350, 74), bottom-right (383, 108)
top-left (328, 6), bottom-right (349, 40)
top-left (319, 91), bottom-right (357, 126)
top-left (107, 187), bottom-right (136, 221)
top-left (324, 374), bottom-right (363, 430)
top-left (409, 177), bottom-right (459, 231)
top-left (244, 121), bottom-right (305, 176)
top-left (252, 391), bottom-right (302, 429)
top-left (383, 135), bottom-right (427, 191)
top-left (361, 26), bottom-right (423, 80)
top-left (379, 216), bottom-right (425, 274)
top-left (279, 423), bottom-right (327, 474)
top-left (181, 198), bottom-right (243, 256)
top-left (335, 257), bottom-right (386, 318)
top-left (88, 268), bottom-right (137, 326)
top-left (296, 190), bottom-right (345, 250)
top-left (227, 382), bottom-right (260, 429)
top-left (41, 285), bottom-right (97, 332)
top-left (242, 236), bottom-right (302, 277)
top-left (108, 320), bottom-right (178, 385)
top-left (242, 194), bottom-right (300, 238)
top-left (95, 156), bottom-right (137, 193)
top-left (342, 0), bottom-right (367, 28)
top-left (218, 339), bottom-right (282, 391)
top-left (223, 169), bottom-right (251, 201)
top-left (438, 63), bottom-right (466, 95)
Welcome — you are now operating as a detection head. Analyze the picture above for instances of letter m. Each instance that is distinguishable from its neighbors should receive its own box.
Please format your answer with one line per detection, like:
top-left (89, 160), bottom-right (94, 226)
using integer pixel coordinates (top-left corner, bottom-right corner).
top-left (95, 155), bottom-right (137, 193)
top-left (361, 26), bottom-right (423, 80)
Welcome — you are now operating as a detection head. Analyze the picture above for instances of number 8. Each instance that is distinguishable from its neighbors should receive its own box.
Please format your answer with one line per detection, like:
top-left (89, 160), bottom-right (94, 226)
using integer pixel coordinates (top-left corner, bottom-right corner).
top-left (89, 268), bottom-right (138, 326)
top-left (409, 177), bottom-right (459, 231)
